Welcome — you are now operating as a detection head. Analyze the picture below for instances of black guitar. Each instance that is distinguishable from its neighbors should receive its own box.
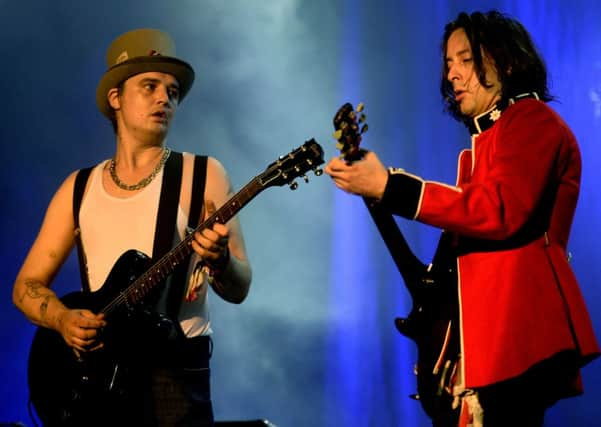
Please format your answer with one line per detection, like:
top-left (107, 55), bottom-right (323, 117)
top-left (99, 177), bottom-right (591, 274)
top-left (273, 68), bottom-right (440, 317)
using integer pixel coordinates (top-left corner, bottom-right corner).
top-left (27, 139), bottom-right (325, 426)
top-left (333, 103), bottom-right (460, 422)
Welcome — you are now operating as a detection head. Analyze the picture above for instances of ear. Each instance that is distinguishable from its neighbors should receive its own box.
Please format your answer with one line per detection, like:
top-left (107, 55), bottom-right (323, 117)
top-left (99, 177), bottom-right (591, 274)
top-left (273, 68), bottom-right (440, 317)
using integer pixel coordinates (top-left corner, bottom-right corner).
top-left (107, 88), bottom-right (121, 110)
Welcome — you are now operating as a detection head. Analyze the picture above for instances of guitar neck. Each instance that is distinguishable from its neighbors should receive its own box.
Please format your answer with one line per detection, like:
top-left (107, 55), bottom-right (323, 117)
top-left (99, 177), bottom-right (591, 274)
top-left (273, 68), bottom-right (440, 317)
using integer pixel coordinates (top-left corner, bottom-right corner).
top-left (110, 177), bottom-right (264, 311)
top-left (100, 138), bottom-right (324, 315)
top-left (363, 197), bottom-right (426, 288)
top-left (167, 176), bottom-right (264, 266)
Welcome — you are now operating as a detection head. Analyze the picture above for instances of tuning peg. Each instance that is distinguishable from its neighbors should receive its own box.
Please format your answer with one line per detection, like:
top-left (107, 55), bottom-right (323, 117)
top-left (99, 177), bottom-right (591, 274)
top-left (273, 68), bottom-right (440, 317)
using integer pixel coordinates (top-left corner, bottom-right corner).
top-left (361, 123), bottom-right (369, 133)
top-left (356, 102), bottom-right (365, 112)
top-left (314, 168), bottom-right (323, 176)
top-left (358, 113), bottom-right (367, 123)
top-left (303, 175), bottom-right (309, 183)
top-left (333, 129), bottom-right (342, 140)
top-left (289, 181), bottom-right (298, 190)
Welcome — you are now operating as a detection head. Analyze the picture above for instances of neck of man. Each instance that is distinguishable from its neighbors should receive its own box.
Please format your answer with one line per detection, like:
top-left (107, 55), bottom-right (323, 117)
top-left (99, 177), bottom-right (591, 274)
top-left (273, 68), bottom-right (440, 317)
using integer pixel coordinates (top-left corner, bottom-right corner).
top-left (113, 130), bottom-right (167, 172)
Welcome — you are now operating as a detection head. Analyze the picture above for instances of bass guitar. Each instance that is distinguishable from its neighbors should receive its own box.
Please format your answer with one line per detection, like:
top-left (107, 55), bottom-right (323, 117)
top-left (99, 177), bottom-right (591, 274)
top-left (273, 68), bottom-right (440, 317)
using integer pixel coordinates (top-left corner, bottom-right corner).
top-left (333, 103), bottom-right (460, 422)
top-left (28, 139), bottom-right (325, 426)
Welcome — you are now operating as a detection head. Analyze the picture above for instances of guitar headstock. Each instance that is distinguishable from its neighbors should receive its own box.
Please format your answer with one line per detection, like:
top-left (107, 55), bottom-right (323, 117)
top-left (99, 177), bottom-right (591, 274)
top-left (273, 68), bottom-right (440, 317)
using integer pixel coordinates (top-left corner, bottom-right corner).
top-left (259, 139), bottom-right (324, 190)
top-left (333, 102), bottom-right (368, 162)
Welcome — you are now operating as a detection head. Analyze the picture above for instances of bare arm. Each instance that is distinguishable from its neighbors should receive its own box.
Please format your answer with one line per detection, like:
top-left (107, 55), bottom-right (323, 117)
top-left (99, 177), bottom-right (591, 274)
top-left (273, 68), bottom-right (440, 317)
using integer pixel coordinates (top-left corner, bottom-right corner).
top-left (12, 171), bottom-right (106, 351)
top-left (190, 157), bottom-right (252, 303)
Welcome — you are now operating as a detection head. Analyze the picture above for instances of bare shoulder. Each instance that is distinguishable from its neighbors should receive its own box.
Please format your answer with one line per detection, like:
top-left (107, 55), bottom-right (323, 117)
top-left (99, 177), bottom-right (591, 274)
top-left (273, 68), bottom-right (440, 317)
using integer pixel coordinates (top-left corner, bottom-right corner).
top-left (206, 156), bottom-right (233, 197)
top-left (207, 156), bottom-right (229, 179)
top-left (182, 152), bottom-right (228, 180)
top-left (40, 168), bottom-right (94, 236)
top-left (50, 170), bottom-right (80, 211)
top-left (43, 165), bottom-right (99, 234)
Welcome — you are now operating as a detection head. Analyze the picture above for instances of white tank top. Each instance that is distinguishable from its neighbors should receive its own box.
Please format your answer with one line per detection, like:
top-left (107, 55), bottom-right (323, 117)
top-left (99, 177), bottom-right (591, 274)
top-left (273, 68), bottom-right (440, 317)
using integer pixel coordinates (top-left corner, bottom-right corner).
top-left (79, 159), bottom-right (211, 337)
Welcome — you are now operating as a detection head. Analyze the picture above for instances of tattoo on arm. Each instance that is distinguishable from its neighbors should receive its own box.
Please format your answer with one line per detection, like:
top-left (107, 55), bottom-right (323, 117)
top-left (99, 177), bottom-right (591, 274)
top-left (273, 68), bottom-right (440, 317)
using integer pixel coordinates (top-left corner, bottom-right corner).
top-left (23, 279), bottom-right (55, 320)
top-left (40, 295), bottom-right (51, 319)
top-left (24, 279), bottom-right (46, 299)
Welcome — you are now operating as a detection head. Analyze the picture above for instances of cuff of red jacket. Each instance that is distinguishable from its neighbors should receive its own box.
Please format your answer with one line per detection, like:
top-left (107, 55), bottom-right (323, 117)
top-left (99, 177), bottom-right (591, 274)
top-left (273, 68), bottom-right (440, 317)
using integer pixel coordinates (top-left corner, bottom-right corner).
top-left (379, 168), bottom-right (424, 220)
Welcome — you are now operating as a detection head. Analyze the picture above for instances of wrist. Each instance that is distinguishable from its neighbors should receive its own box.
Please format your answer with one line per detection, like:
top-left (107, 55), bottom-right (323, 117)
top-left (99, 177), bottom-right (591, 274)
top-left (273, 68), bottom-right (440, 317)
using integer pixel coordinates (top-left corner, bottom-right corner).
top-left (206, 247), bottom-right (231, 277)
top-left (49, 302), bottom-right (68, 332)
top-left (375, 168), bottom-right (390, 200)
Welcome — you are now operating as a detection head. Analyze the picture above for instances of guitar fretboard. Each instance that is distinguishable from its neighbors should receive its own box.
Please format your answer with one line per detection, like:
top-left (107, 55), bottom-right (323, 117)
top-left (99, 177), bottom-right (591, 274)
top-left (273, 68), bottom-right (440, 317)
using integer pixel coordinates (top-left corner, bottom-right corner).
top-left (101, 177), bottom-right (264, 315)
top-left (97, 138), bottom-right (324, 316)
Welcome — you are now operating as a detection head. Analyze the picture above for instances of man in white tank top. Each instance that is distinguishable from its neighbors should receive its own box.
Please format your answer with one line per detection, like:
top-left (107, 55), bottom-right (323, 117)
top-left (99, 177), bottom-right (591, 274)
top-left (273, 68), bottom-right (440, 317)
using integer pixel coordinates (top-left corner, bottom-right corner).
top-left (12, 28), bottom-right (252, 426)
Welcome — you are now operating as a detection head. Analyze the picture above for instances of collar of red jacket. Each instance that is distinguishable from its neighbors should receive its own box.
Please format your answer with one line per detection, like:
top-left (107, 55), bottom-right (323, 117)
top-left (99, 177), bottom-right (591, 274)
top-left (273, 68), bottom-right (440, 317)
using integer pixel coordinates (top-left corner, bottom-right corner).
top-left (465, 92), bottom-right (540, 135)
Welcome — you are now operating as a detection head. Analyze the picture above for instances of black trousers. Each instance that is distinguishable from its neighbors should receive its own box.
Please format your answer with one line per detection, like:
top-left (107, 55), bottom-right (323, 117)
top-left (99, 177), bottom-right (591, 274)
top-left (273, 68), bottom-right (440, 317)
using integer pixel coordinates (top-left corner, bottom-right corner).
top-left (150, 335), bottom-right (215, 427)
top-left (474, 351), bottom-right (580, 427)
top-left (477, 380), bottom-right (546, 427)
top-left (431, 351), bottom-right (580, 427)
top-left (109, 334), bottom-right (214, 427)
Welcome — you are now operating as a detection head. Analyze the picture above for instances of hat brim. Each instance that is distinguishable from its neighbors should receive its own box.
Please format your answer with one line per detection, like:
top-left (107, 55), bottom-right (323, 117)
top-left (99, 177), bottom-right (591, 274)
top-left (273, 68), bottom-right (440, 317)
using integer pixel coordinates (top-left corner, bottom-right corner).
top-left (96, 56), bottom-right (195, 118)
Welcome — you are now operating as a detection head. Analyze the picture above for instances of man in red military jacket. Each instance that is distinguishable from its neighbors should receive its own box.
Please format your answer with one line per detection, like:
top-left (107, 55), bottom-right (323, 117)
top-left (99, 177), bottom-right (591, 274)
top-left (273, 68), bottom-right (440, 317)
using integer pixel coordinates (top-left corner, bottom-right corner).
top-left (326, 10), bottom-right (599, 427)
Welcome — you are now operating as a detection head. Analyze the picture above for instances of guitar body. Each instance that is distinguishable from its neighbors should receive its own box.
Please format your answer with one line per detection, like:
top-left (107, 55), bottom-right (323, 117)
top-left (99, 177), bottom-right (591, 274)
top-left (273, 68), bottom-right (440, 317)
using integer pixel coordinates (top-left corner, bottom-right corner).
top-left (395, 247), bottom-right (460, 422)
top-left (28, 249), bottom-right (178, 427)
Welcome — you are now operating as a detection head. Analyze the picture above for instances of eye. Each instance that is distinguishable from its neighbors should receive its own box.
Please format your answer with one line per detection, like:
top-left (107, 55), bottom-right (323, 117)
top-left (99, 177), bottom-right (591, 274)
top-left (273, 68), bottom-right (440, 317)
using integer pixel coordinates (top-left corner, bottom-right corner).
top-left (168, 88), bottom-right (180, 101)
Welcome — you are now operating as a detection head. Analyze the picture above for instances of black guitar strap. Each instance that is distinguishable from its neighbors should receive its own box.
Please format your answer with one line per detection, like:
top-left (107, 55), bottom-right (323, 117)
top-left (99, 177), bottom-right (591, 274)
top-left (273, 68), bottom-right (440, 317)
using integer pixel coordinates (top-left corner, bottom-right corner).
top-left (152, 151), bottom-right (183, 263)
top-left (164, 155), bottom-right (207, 318)
top-left (189, 155), bottom-right (208, 233)
top-left (73, 166), bottom-right (94, 293)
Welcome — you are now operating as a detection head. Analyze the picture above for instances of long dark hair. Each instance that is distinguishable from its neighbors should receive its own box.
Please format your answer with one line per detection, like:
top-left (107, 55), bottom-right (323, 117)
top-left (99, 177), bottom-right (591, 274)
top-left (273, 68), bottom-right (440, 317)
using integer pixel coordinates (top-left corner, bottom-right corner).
top-left (441, 10), bottom-right (552, 121)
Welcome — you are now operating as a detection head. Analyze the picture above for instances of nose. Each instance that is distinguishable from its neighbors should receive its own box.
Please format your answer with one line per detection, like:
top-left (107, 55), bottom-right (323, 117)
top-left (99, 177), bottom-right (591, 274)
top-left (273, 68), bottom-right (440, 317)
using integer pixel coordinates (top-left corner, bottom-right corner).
top-left (447, 62), bottom-right (460, 83)
top-left (155, 85), bottom-right (171, 106)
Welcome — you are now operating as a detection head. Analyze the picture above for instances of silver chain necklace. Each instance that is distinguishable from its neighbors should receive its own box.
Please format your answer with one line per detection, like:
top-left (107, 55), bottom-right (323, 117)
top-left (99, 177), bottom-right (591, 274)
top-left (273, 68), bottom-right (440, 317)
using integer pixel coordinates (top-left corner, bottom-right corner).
top-left (109, 147), bottom-right (171, 191)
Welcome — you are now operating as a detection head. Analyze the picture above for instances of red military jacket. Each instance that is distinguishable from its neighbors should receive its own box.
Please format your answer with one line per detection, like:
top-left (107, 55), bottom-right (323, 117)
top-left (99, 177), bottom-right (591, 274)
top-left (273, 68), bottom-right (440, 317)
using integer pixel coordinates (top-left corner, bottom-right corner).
top-left (380, 95), bottom-right (600, 390)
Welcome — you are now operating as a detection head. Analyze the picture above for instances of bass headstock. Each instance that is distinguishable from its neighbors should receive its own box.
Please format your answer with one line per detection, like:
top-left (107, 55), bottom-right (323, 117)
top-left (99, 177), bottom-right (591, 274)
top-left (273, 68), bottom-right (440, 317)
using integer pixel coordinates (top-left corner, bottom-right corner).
top-left (333, 102), bottom-right (368, 162)
top-left (259, 139), bottom-right (324, 190)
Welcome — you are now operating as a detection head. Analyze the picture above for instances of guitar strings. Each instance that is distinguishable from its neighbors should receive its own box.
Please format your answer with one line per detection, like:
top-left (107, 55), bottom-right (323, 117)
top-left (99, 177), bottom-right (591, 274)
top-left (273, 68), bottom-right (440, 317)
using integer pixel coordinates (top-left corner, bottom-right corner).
top-left (100, 145), bottom-right (318, 315)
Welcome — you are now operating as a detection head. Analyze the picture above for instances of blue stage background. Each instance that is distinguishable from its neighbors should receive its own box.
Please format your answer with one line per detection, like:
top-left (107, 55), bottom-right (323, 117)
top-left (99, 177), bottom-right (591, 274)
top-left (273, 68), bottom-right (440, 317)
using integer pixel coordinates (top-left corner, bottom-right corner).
top-left (1, 1), bottom-right (599, 426)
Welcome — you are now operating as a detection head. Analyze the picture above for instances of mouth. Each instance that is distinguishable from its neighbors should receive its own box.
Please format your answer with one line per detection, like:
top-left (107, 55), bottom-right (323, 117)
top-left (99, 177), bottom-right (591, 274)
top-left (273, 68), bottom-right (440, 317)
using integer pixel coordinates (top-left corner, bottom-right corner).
top-left (454, 90), bottom-right (466, 102)
top-left (151, 110), bottom-right (169, 123)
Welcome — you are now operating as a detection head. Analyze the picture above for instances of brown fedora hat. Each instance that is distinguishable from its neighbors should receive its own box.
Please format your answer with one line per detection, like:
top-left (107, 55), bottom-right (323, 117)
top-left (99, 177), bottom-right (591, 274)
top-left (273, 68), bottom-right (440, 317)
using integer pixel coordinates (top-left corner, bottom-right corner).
top-left (96, 28), bottom-right (195, 118)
